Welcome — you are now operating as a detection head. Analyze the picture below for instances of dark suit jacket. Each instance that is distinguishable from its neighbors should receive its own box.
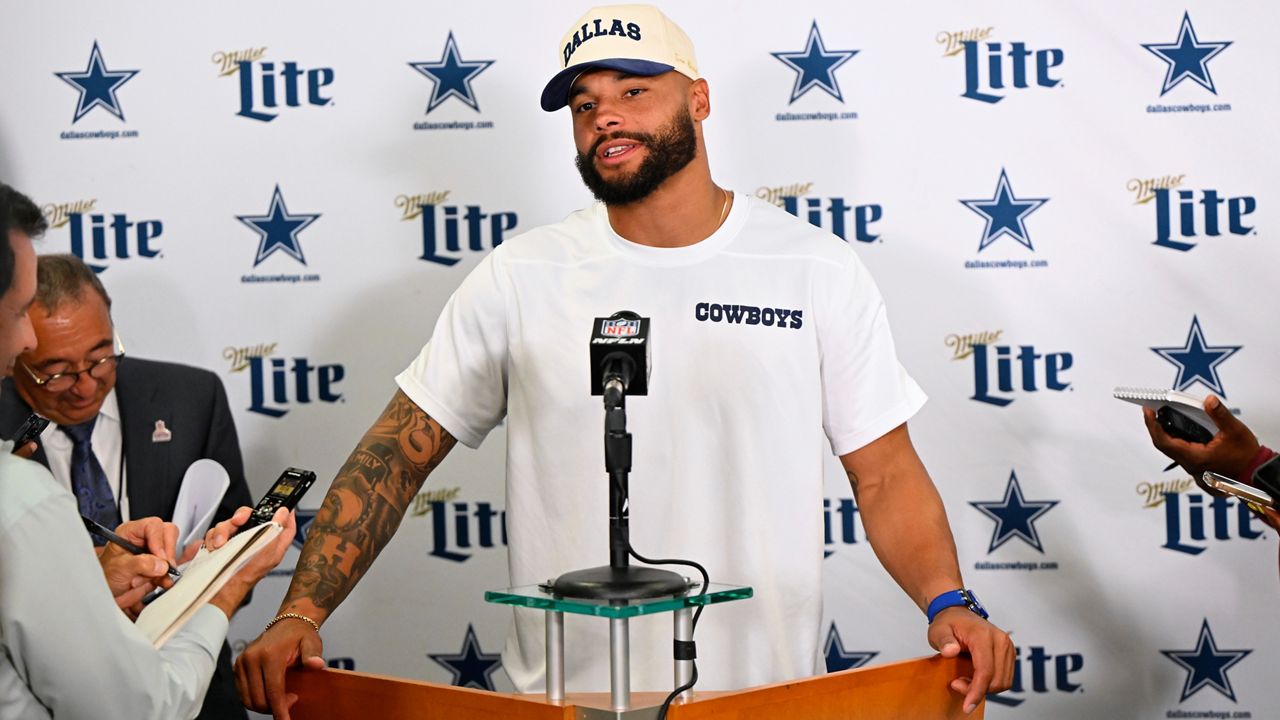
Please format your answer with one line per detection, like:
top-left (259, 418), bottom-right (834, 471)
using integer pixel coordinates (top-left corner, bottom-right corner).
top-left (0, 356), bottom-right (254, 720)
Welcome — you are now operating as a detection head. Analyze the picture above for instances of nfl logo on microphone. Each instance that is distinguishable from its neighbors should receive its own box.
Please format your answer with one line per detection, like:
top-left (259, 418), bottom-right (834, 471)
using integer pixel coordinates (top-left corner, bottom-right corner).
top-left (602, 318), bottom-right (641, 337)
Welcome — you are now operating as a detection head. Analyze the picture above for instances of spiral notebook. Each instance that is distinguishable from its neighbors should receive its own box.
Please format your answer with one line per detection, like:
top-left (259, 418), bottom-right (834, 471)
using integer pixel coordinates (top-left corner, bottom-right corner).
top-left (1112, 387), bottom-right (1216, 433)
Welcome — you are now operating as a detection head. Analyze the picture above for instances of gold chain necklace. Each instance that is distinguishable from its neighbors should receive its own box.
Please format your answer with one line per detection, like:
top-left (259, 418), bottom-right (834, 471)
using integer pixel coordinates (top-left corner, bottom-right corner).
top-left (716, 187), bottom-right (732, 227)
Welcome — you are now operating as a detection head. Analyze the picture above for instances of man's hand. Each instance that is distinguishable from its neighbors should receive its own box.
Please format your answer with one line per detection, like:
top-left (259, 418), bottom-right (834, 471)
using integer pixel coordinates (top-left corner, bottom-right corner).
top-left (203, 506), bottom-right (310, 720)
top-left (1143, 395), bottom-right (1260, 479)
top-left (235, 616), bottom-right (326, 720)
top-left (928, 608), bottom-right (1014, 714)
top-left (98, 517), bottom-right (179, 612)
top-left (12, 441), bottom-right (36, 459)
top-left (206, 507), bottom-right (298, 618)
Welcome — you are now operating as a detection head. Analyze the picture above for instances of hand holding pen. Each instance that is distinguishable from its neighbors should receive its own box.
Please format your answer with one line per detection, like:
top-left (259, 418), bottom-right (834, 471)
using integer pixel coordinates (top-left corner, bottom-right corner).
top-left (87, 516), bottom-right (186, 614)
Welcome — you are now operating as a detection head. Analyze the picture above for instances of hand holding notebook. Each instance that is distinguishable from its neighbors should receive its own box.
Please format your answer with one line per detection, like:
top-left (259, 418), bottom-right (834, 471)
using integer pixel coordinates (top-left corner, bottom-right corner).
top-left (135, 506), bottom-right (297, 647)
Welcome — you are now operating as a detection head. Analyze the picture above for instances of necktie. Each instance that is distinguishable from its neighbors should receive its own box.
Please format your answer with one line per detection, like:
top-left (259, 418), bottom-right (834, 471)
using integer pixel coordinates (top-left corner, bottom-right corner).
top-left (61, 418), bottom-right (121, 545)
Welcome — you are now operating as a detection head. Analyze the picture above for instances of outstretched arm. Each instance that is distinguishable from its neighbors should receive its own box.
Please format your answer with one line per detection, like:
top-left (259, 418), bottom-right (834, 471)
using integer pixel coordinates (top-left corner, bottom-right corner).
top-left (281, 389), bottom-right (456, 621)
top-left (235, 390), bottom-right (456, 719)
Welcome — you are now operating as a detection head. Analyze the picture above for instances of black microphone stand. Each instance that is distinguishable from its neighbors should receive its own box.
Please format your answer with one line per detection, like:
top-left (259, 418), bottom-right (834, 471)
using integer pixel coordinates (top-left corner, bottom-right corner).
top-left (552, 362), bottom-right (687, 600)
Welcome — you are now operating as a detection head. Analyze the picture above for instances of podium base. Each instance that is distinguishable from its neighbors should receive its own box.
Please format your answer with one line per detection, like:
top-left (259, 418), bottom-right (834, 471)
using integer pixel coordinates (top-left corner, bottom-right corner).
top-left (552, 565), bottom-right (688, 600)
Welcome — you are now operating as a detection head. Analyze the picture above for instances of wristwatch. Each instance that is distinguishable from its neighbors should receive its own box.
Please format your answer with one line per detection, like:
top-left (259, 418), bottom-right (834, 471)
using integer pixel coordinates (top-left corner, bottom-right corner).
top-left (926, 589), bottom-right (988, 624)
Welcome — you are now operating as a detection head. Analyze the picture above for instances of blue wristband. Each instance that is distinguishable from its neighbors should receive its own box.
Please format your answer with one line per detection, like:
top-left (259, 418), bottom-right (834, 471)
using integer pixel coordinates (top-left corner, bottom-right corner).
top-left (926, 589), bottom-right (988, 624)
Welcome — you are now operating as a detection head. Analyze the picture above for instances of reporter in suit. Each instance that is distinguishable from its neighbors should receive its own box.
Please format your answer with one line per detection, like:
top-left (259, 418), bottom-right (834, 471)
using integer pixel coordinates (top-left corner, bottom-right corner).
top-left (0, 253), bottom-right (254, 720)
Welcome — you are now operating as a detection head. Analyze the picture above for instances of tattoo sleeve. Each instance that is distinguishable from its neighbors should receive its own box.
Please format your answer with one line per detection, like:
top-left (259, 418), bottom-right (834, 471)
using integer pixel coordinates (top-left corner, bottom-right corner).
top-left (279, 389), bottom-right (457, 619)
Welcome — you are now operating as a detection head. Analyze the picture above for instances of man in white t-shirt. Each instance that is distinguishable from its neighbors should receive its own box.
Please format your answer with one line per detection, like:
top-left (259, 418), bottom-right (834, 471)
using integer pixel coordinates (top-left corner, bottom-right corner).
top-left (237, 5), bottom-right (1012, 717)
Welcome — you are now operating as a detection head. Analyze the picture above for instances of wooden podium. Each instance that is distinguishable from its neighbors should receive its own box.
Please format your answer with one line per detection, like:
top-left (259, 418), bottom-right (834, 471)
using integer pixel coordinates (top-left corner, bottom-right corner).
top-left (287, 654), bottom-right (982, 719)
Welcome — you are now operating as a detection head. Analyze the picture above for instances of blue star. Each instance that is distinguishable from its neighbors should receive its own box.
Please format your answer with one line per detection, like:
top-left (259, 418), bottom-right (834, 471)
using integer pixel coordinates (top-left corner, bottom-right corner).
top-left (771, 22), bottom-right (859, 104)
top-left (236, 186), bottom-right (321, 267)
top-left (823, 624), bottom-right (877, 673)
top-left (1151, 316), bottom-right (1241, 397)
top-left (1142, 12), bottom-right (1231, 96)
top-left (970, 471), bottom-right (1058, 554)
top-left (960, 169), bottom-right (1049, 252)
top-left (429, 624), bottom-right (503, 691)
top-left (54, 41), bottom-right (139, 124)
top-left (291, 508), bottom-right (319, 552)
top-left (1161, 619), bottom-right (1251, 702)
top-left (409, 32), bottom-right (495, 113)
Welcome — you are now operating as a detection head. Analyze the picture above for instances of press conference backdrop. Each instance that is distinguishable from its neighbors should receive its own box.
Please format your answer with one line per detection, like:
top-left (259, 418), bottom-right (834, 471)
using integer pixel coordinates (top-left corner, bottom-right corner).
top-left (2, 1), bottom-right (1278, 716)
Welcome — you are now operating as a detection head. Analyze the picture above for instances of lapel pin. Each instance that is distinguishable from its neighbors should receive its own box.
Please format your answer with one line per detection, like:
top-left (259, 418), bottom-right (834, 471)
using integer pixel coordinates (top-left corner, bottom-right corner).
top-left (151, 420), bottom-right (172, 443)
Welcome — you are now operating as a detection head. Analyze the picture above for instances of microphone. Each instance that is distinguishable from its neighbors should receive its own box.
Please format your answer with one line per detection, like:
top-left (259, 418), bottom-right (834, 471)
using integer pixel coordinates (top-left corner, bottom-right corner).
top-left (590, 311), bottom-right (649, 406)
top-left (553, 309), bottom-right (686, 600)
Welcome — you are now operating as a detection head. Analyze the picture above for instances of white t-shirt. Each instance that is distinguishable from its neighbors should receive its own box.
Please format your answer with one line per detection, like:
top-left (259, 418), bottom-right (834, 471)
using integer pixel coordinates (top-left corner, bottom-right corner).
top-left (396, 193), bottom-right (926, 693)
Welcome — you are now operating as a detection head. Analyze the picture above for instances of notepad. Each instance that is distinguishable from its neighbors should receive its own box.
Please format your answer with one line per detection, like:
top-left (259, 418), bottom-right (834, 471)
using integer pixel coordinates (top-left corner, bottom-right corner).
top-left (1112, 386), bottom-right (1216, 433)
top-left (135, 522), bottom-right (282, 647)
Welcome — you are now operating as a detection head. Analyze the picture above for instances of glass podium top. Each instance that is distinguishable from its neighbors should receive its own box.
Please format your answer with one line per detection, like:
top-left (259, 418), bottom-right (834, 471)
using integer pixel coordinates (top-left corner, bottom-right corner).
top-left (485, 583), bottom-right (753, 619)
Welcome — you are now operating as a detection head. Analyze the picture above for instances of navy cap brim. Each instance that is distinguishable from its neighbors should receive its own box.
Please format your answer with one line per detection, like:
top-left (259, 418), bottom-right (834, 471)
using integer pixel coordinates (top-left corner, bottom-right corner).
top-left (540, 59), bottom-right (673, 112)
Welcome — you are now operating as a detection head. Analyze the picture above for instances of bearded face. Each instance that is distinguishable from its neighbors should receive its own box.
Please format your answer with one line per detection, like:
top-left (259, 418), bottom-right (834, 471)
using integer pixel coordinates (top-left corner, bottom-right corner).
top-left (574, 105), bottom-right (698, 206)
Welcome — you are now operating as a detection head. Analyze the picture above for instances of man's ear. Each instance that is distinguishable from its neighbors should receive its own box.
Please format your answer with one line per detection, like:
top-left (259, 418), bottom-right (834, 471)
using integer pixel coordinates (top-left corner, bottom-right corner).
top-left (689, 78), bottom-right (711, 121)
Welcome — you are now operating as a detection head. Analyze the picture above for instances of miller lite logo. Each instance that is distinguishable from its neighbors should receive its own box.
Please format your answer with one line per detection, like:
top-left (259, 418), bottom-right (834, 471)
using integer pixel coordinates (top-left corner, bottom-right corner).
top-left (224, 343), bottom-right (344, 418)
top-left (410, 200), bottom-right (518, 267)
top-left (601, 318), bottom-right (640, 337)
top-left (43, 198), bottom-right (163, 273)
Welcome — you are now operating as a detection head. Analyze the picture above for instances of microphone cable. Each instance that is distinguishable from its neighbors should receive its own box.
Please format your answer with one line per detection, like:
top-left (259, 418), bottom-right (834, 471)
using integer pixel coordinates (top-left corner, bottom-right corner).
top-left (625, 542), bottom-right (709, 720)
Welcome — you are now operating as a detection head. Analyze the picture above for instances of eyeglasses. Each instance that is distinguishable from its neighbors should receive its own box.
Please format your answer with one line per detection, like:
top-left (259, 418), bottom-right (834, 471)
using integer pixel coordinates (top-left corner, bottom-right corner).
top-left (21, 351), bottom-right (125, 393)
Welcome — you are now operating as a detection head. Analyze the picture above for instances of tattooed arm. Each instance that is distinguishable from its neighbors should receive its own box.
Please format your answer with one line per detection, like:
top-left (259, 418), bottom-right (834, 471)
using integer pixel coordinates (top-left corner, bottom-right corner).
top-left (280, 389), bottom-right (456, 622)
top-left (234, 390), bottom-right (456, 719)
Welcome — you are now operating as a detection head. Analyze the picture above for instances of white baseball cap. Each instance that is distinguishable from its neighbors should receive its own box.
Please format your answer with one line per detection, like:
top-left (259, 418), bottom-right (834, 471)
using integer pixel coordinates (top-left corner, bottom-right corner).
top-left (541, 4), bottom-right (700, 112)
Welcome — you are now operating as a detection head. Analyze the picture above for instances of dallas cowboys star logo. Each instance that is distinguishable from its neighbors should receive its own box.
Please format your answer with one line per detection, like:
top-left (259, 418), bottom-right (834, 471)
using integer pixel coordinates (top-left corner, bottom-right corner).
top-left (771, 22), bottom-right (859, 103)
top-left (960, 168), bottom-right (1049, 252)
top-left (291, 508), bottom-right (319, 552)
top-left (409, 32), bottom-right (495, 113)
top-left (1151, 316), bottom-right (1241, 397)
top-left (1161, 619), bottom-right (1251, 702)
top-left (429, 624), bottom-right (503, 691)
top-left (824, 624), bottom-right (877, 673)
top-left (236, 186), bottom-right (321, 267)
top-left (55, 41), bottom-right (139, 124)
top-left (1142, 12), bottom-right (1232, 96)
top-left (970, 471), bottom-right (1059, 554)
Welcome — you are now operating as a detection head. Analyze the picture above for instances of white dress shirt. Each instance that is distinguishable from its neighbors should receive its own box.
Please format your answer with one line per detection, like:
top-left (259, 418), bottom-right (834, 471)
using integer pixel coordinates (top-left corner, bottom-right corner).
top-left (0, 441), bottom-right (227, 720)
top-left (37, 388), bottom-right (131, 521)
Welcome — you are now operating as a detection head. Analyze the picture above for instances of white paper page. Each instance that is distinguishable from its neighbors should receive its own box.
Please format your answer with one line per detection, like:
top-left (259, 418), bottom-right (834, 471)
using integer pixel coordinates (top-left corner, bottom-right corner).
top-left (1113, 387), bottom-right (1216, 431)
top-left (171, 459), bottom-right (230, 549)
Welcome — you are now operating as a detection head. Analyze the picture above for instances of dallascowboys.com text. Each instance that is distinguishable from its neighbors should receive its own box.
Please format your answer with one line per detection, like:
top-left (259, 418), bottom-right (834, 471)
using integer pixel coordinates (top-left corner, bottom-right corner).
top-left (241, 273), bottom-right (320, 284)
top-left (973, 561), bottom-right (1058, 571)
top-left (1146, 102), bottom-right (1231, 114)
top-left (775, 111), bottom-right (859, 122)
top-left (964, 259), bottom-right (1050, 269)
top-left (413, 120), bottom-right (495, 131)
top-left (60, 129), bottom-right (140, 140)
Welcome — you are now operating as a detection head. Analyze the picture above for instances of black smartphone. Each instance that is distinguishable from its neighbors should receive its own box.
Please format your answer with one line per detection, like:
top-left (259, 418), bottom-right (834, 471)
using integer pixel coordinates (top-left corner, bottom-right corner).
top-left (244, 467), bottom-right (317, 531)
top-left (10, 413), bottom-right (50, 447)
top-left (1157, 406), bottom-right (1214, 444)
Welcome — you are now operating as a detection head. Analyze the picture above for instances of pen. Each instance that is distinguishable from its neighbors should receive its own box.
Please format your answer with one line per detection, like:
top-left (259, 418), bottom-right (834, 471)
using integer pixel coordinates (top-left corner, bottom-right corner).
top-left (81, 515), bottom-right (183, 579)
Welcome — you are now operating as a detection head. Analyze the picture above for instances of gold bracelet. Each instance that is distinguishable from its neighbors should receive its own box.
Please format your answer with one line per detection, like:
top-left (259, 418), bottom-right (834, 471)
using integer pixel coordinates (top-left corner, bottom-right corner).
top-left (264, 612), bottom-right (320, 634)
